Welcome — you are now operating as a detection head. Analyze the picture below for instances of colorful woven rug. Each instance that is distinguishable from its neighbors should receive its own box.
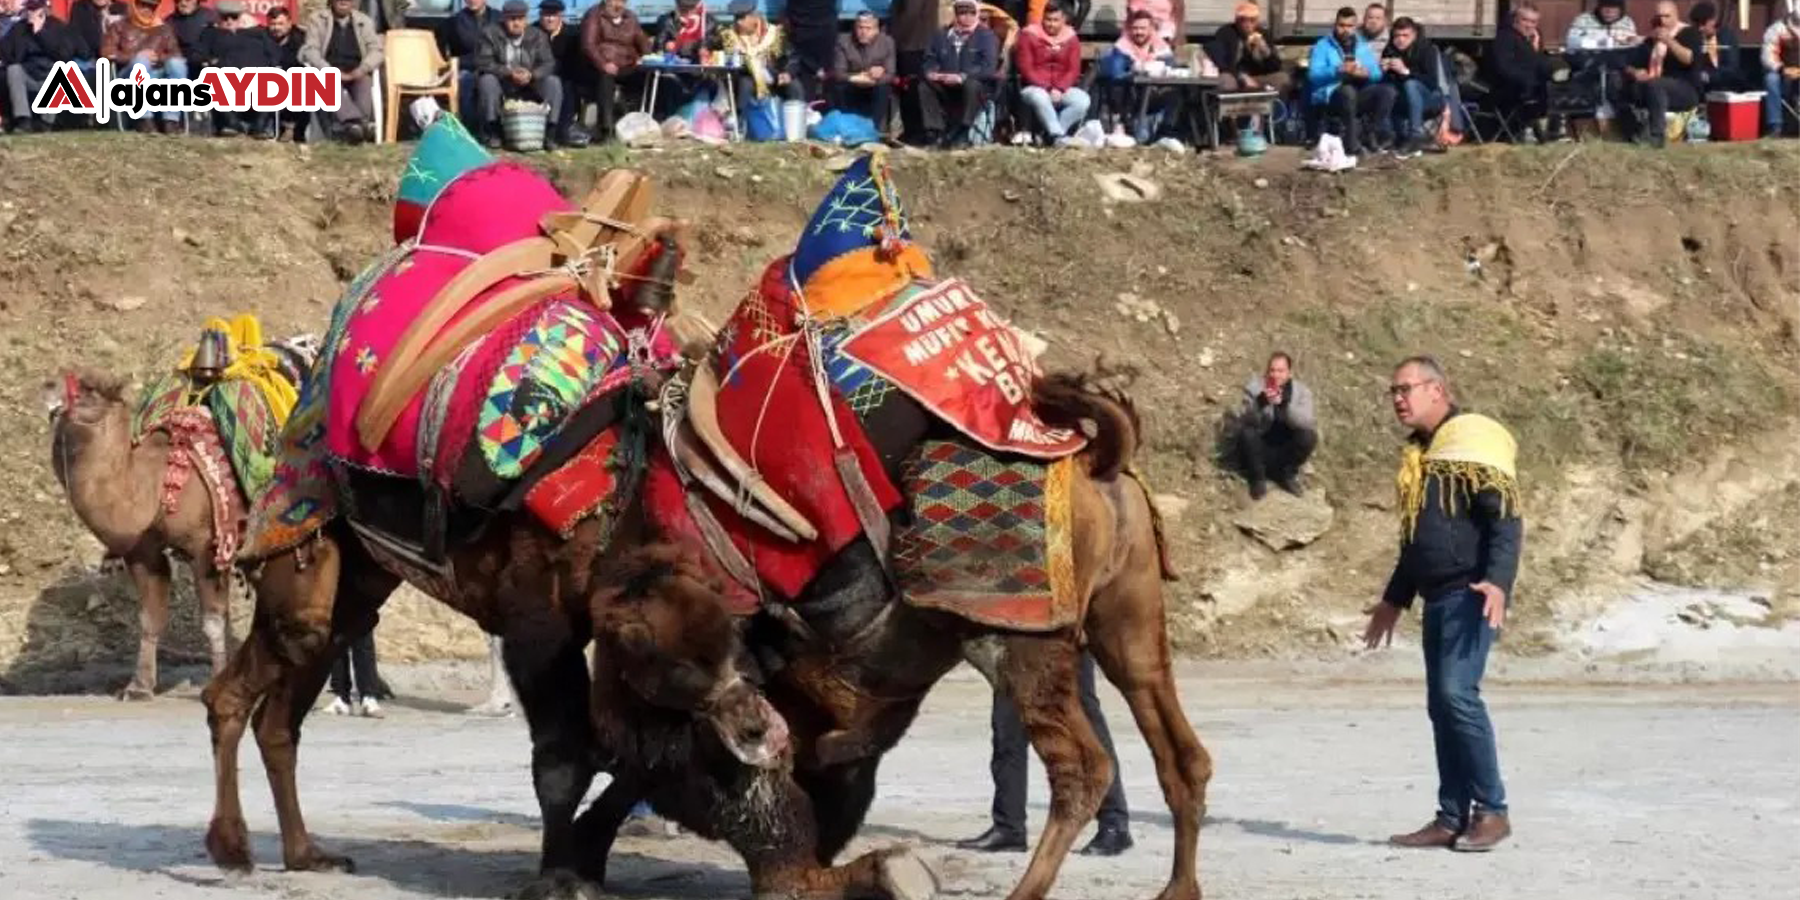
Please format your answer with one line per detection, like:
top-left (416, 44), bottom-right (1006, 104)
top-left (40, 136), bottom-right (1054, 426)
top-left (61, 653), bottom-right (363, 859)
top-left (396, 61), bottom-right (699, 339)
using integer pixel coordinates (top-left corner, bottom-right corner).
top-left (157, 407), bottom-right (245, 574)
top-left (892, 439), bottom-right (1078, 632)
top-left (206, 376), bottom-right (284, 503)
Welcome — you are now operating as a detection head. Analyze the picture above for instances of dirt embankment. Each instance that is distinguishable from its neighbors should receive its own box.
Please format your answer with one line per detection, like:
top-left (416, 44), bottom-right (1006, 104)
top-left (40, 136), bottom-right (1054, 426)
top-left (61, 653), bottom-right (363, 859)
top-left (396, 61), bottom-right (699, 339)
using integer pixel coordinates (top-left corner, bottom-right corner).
top-left (1, 136), bottom-right (1795, 692)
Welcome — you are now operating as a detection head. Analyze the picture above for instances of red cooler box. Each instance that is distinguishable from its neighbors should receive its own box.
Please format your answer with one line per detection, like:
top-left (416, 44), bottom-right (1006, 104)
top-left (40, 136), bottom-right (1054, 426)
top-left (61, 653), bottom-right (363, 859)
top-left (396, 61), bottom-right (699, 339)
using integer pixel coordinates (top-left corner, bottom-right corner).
top-left (1706, 92), bottom-right (1765, 142)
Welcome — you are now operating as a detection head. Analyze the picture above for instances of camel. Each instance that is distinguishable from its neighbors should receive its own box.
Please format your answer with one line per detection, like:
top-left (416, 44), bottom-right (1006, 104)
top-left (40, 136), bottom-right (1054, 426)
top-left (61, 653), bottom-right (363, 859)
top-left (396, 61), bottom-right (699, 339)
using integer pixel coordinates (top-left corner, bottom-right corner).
top-left (604, 371), bottom-right (1212, 900)
top-left (47, 368), bottom-right (243, 699)
top-left (579, 543), bottom-right (937, 900)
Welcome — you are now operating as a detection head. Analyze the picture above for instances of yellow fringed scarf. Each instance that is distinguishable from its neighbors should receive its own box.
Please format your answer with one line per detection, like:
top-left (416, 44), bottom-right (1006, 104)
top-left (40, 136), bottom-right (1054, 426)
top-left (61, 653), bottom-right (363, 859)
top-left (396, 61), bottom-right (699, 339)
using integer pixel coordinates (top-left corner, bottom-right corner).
top-left (178, 313), bottom-right (299, 423)
top-left (1396, 412), bottom-right (1520, 543)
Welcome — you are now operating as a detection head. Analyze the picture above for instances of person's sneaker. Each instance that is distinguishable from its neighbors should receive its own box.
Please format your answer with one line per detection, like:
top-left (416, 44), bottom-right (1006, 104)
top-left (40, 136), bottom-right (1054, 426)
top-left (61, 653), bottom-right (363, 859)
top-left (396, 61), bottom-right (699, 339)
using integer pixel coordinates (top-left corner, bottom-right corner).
top-left (1078, 824), bottom-right (1133, 856)
top-left (1393, 136), bottom-right (1424, 159)
top-left (483, 130), bottom-right (503, 150)
top-left (1249, 479), bottom-right (1269, 501)
top-left (357, 697), bottom-right (385, 718)
top-left (1452, 812), bottom-right (1511, 852)
top-left (1389, 819), bottom-right (1460, 848)
top-left (326, 696), bottom-right (352, 716)
top-left (217, 124), bottom-right (241, 137)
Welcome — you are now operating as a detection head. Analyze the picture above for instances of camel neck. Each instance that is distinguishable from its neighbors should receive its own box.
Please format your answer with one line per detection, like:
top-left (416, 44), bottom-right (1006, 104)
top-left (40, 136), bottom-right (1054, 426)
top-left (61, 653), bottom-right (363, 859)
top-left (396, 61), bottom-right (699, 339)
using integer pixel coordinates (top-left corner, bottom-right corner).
top-left (54, 408), bottom-right (162, 550)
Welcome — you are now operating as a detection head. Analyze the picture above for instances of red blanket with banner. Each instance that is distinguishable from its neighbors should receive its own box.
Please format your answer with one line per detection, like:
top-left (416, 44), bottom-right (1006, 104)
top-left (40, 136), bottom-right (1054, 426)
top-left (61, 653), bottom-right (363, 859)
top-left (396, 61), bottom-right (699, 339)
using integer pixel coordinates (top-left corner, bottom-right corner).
top-left (838, 277), bottom-right (1086, 459)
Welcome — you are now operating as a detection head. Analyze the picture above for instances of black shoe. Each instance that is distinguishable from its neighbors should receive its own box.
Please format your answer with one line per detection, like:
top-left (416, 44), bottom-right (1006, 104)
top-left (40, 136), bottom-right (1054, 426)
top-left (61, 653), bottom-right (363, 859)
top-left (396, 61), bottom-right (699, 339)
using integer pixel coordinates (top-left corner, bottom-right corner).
top-left (954, 825), bottom-right (1027, 853)
top-left (557, 126), bottom-right (591, 148)
top-left (1249, 479), bottom-right (1269, 500)
top-left (1394, 136), bottom-right (1424, 159)
top-left (483, 130), bottom-right (503, 149)
top-left (1276, 473), bottom-right (1305, 496)
top-left (338, 122), bottom-right (365, 145)
top-left (1078, 825), bottom-right (1134, 856)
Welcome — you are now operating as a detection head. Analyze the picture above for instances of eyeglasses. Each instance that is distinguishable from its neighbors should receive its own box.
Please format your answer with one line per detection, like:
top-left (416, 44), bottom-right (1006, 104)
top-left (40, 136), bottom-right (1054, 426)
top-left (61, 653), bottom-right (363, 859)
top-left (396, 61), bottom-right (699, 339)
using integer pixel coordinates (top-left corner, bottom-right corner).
top-left (1387, 381), bottom-right (1431, 398)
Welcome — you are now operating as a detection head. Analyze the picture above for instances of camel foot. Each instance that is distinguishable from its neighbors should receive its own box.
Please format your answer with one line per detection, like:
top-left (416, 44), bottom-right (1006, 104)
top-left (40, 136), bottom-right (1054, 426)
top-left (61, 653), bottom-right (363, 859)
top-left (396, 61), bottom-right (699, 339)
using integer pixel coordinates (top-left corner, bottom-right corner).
top-left (879, 848), bottom-right (940, 900)
top-left (1151, 881), bottom-right (1202, 900)
top-left (118, 684), bottom-right (155, 702)
top-left (205, 816), bottom-right (254, 873)
top-left (285, 845), bottom-right (355, 874)
top-left (512, 869), bottom-right (602, 900)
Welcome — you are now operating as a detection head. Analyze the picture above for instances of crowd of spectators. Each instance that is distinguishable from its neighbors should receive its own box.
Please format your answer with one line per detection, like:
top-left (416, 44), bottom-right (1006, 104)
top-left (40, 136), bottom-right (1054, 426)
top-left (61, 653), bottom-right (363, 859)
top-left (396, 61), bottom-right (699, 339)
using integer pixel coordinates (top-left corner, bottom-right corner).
top-left (0, 0), bottom-right (1795, 150)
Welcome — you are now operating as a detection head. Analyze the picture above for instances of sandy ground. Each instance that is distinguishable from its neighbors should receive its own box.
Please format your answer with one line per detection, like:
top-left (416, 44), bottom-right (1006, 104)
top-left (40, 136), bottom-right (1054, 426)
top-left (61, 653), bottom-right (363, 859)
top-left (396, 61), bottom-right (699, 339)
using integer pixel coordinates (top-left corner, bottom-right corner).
top-left (1, 663), bottom-right (1796, 900)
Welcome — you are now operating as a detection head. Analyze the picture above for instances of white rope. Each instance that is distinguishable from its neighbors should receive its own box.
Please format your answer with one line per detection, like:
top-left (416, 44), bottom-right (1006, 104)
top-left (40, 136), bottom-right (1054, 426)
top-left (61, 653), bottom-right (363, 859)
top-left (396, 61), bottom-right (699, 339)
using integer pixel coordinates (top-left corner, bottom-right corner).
top-left (410, 241), bottom-right (482, 261)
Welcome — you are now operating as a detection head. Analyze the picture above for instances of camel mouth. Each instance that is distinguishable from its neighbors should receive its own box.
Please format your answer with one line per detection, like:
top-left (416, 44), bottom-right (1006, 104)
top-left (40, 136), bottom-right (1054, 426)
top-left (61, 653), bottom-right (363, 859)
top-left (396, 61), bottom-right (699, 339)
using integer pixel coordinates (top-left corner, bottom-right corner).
top-left (42, 377), bottom-right (72, 421)
top-left (709, 690), bottom-right (791, 770)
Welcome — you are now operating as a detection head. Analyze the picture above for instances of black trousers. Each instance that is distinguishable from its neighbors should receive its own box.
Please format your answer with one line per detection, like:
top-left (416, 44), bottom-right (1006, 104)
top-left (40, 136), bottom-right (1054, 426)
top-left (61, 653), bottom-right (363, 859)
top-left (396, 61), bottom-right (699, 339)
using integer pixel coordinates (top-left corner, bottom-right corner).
top-left (330, 631), bottom-right (384, 702)
top-left (1238, 421), bottom-right (1318, 485)
top-left (1327, 81), bottom-right (1395, 150)
top-left (988, 653), bottom-right (1129, 833)
top-left (917, 76), bottom-right (988, 141)
top-left (1620, 76), bottom-right (1698, 146)
top-left (833, 80), bottom-right (893, 130)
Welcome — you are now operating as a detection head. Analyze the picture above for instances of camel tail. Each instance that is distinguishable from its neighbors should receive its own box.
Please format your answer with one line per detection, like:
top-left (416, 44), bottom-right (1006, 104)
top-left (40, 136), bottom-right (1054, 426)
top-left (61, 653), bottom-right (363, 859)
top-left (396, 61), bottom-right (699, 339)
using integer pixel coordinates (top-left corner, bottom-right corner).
top-left (1030, 369), bottom-right (1142, 483)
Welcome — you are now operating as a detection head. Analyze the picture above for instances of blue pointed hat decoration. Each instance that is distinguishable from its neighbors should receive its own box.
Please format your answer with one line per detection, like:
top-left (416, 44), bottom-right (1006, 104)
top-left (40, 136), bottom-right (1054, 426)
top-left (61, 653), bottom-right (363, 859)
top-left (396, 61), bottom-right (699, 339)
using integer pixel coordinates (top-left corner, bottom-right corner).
top-left (786, 150), bottom-right (933, 315)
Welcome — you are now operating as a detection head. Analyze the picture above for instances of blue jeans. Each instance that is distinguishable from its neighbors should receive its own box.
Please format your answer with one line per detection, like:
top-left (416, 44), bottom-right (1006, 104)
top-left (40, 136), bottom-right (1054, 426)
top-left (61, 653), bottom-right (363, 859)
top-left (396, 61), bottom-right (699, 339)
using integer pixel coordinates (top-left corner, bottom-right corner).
top-left (1396, 80), bottom-right (1444, 141)
top-left (1422, 587), bottom-right (1507, 830)
top-left (1019, 85), bottom-right (1090, 138)
top-left (1765, 69), bottom-right (1795, 131)
top-left (130, 53), bottom-right (188, 122)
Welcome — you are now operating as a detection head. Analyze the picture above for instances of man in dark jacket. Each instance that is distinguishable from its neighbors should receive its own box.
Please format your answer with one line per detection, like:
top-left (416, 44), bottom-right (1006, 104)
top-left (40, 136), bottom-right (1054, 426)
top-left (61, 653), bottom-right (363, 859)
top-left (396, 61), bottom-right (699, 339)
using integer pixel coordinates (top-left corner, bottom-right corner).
top-left (889, 0), bottom-right (939, 141)
top-left (919, 0), bottom-right (996, 147)
top-left (1617, 0), bottom-right (1709, 147)
top-left (265, 5), bottom-right (307, 141)
top-left (440, 0), bottom-right (500, 124)
top-left (1376, 16), bottom-right (1446, 155)
top-left (3, 0), bottom-right (83, 132)
top-left (166, 0), bottom-right (217, 66)
top-left (533, 0), bottom-right (589, 146)
top-left (474, 0), bottom-right (562, 148)
top-left (832, 10), bottom-right (894, 129)
top-left (1366, 355), bottom-right (1521, 855)
top-left (1209, 1), bottom-right (1288, 93)
top-left (196, 0), bottom-right (277, 136)
top-left (1481, 0), bottom-right (1556, 140)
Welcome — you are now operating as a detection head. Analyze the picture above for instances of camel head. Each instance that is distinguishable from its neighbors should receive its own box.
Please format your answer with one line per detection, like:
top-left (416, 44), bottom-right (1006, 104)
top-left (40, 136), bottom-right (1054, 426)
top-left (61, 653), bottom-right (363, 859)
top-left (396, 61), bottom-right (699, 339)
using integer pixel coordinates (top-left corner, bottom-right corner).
top-left (590, 544), bottom-right (790, 770)
top-left (44, 367), bottom-right (131, 430)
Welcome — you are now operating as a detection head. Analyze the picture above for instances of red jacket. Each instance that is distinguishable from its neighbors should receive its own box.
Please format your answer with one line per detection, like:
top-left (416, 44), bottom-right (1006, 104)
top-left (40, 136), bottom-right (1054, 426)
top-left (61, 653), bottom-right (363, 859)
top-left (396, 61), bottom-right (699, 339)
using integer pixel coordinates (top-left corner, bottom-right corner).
top-left (1015, 23), bottom-right (1080, 91)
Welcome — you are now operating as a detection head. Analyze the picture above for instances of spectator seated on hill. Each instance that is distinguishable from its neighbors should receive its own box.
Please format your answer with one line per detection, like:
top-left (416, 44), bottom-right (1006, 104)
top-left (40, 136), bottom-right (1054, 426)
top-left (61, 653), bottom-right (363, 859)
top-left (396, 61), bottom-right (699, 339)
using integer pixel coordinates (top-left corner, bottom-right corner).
top-left (716, 0), bottom-right (804, 115)
top-left (1359, 2), bottom-right (1388, 53)
top-left (474, 0), bottom-right (565, 148)
top-left (917, 0), bottom-right (998, 148)
top-left (301, 0), bottom-right (381, 144)
top-left (264, 6), bottom-right (307, 141)
top-left (1232, 352), bottom-right (1318, 500)
top-left (831, 11), bottom-right (896, 134)
top-left (1372, 17), bottom-right (1449, 156)
top-left (439, 0), bottom-right (500, 125)
top-left (66, 0), bottom-right (116, 81)
top-left (196, 1), bottom-right (276, 137)
top-left (1689, 2), bottom-right (1745, 90)
top-left (1565, 0), bottom-right (1639, 49)
top-left (3, 0), bottom-right (82, 133)
top-left (166, 0), bottom-right (214, 68)
top-left (1480, 0), bottom-right (1561, 141)
top-left (101, 0), bottom-right (185, 133)
top-left (1015, 3), bottom-right (1089, 144)
top-left (578, 0), bottom-right (648, 144)
top-left (1101, 10), bottom-right (1173, 143)
top-left (1307, 5), bottom-right (1391, 154)
top-left (654, 0), bottom-right (707, 61)
top-left (1210, 2), bottom-right (1287, 94)
top-left (1615, 0), bottom-right (1709, 147)
top-left (1125, 0), bottom-right (1182, 45)
top-left (1763, 5), bottom-right (1800, 136)
top-left (535, 0), bottom-right (591, 147)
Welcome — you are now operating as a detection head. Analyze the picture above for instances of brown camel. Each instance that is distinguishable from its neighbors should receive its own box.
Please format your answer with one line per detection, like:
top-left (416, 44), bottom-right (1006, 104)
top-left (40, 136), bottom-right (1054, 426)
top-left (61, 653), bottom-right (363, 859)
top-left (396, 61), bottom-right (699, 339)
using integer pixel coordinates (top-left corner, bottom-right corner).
top-left (612, 372), bottom-right (1213, 900)
top-left (46, 369), bottom-right (237, 700)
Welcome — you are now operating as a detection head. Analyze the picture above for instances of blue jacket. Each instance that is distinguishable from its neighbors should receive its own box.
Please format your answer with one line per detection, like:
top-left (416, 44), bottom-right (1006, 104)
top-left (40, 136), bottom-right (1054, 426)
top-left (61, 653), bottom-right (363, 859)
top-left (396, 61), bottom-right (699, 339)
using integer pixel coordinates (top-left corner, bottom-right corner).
top-left (1306, 33), bottom-right (1382, 106)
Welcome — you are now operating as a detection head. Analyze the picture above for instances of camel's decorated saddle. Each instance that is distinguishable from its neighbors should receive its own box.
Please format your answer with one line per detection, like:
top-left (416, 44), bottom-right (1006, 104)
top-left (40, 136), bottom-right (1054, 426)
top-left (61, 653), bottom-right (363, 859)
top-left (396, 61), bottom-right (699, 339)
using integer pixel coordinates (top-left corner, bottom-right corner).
top-left (127, 313), bottom-right (315, 572)
top-left (240, 117), bottom-right (686, 593)
top-left (647, 153), bottom-right (1088, 631)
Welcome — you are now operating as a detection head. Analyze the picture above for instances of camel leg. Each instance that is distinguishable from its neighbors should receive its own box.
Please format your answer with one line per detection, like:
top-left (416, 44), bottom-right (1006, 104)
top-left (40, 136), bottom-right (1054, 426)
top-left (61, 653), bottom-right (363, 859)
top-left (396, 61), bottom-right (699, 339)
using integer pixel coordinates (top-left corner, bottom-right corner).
top-left (193, 563), bottom-right (234, 679)
top-left (568, 774), bottom-right (647, 890)
top-left (503, 630), bottom-right (605, 898)
top-left (995, 634), bottom-right (1112, 900)
top-left (795, 758), bottom-right (884, 866)
top-left (1086, 517), bottom-right (1212, 900)
top-left (120, 548), bottom-right (173, 701)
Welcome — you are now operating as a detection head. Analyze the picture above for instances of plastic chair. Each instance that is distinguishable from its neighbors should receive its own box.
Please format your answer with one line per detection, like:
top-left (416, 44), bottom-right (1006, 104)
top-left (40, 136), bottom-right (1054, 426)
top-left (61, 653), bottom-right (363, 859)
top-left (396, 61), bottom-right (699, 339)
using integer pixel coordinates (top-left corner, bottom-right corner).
top-left (382, 28), bottom-right (457, 143)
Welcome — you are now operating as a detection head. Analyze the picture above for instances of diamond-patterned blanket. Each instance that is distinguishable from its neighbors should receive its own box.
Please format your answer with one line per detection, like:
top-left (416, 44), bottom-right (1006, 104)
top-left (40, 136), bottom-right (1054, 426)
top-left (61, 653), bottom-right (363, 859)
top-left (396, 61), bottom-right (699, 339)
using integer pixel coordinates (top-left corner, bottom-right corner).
top-left (893, 439), bottom-right (1078, 632)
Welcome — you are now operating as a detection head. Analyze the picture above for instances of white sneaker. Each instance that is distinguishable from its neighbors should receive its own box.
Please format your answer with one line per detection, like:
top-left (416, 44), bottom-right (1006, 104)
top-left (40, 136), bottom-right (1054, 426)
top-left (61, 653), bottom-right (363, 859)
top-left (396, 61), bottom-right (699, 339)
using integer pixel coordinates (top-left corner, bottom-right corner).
top-left (326, 697), bottom-right (352, 716)
top-left (357, 697), bottom-right (385, 718)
